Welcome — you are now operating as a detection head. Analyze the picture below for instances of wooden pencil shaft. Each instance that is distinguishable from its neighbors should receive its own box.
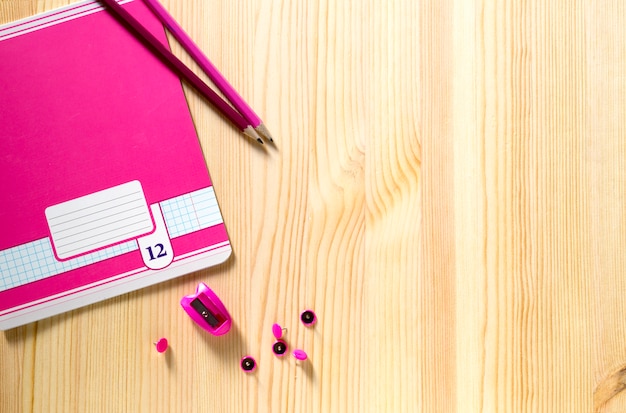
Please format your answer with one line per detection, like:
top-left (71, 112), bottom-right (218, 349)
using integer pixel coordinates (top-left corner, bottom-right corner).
top-left (99, 0), bottom-right (249, 131)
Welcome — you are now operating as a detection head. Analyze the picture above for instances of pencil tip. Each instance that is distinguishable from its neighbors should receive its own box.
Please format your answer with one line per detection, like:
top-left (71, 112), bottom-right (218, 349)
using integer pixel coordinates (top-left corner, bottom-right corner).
top-left (255, 124), bottom-right (275, 143)
top-left (243, 126), bottom-right (265, 144)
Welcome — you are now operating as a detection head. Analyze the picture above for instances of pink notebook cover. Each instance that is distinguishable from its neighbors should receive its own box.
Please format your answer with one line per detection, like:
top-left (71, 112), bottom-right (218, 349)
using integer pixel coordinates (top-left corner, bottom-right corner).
top-left (0, 0), bottom-right (231, 329)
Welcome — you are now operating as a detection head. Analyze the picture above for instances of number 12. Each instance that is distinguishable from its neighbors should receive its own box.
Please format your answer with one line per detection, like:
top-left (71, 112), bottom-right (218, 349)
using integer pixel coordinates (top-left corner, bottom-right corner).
top-left (146, 243), bottom-right (167, 260)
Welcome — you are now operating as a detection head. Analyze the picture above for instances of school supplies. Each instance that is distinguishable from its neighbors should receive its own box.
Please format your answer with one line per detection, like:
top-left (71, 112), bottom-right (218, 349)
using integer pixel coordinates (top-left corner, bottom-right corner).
top-left (0, 0), bottom-right (232, 330)
top-left (100, 0), bottom-right (273, 143)
top-left (180, 282), bottom-right (232, 335)
top-left (142, 0), bottom-right (274, 142)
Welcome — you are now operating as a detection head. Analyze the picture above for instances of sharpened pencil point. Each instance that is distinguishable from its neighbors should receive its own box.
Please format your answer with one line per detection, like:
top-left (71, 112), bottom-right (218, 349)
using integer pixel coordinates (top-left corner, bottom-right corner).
top-left (255, 123), bottom-right (275, 143)
top-left (243, 126), bottom-right (264, 144)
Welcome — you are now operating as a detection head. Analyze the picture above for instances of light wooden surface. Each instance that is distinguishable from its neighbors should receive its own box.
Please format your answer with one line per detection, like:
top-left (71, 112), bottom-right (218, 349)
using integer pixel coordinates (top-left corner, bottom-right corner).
top-left (2, 0), bottom-right (626, 412)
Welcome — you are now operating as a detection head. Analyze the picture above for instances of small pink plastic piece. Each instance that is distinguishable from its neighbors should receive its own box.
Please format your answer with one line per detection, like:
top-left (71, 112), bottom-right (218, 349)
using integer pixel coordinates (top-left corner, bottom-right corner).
top-left (292, 349), bottom-right (308, 361)
top-left (272, 323), bottom-right (284, 339)
top-left (155, 338), bottom-right (168, 353)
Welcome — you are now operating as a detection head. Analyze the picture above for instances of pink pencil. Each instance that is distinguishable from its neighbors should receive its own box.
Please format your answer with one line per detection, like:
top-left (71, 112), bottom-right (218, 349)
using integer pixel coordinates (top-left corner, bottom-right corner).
top-left (142, 0), bottom-right (274, 142)
top-left (99, 0), bottom-right (264, 144)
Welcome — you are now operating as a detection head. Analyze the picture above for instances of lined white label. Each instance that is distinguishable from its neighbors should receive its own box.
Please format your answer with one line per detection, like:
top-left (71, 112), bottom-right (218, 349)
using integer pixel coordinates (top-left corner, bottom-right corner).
top-left (45, 181), bottom-right (154, 259)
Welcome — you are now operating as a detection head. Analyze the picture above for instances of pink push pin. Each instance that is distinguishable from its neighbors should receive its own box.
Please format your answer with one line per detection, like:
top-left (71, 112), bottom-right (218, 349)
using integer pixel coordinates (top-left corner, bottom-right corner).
top-left (292, 349), bottom-right (308, 361)
top-left (272, 323), bottom-right (287, 340)
top-left (154, 337), bottom-right (168, 353)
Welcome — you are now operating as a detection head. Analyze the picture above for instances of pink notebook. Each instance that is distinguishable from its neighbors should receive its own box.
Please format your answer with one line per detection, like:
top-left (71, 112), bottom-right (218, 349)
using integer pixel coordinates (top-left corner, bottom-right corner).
top-left (0, 0), bottom-right (232, 329)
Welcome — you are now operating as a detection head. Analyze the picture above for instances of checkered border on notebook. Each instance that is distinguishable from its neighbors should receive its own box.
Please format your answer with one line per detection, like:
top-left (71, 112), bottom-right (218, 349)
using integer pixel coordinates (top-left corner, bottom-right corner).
top-left (0, 186), bottom-right (224, 291)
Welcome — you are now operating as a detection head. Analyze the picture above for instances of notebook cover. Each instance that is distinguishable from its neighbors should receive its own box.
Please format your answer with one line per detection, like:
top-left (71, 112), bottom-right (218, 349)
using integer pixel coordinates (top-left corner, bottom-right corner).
top-left (0, 0), bottom-right (231, 329)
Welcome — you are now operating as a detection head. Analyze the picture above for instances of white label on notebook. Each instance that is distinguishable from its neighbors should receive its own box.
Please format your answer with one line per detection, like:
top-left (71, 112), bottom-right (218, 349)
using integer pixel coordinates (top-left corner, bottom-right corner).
top-left (45, 180), bottom-right (154, 260)
top-left (136, 204), bottom-right (173, 270)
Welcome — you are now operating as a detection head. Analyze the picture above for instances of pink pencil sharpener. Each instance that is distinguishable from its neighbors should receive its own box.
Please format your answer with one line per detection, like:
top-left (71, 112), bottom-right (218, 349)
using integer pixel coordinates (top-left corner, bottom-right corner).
top-left (181, 282), bottom-right (232, 336)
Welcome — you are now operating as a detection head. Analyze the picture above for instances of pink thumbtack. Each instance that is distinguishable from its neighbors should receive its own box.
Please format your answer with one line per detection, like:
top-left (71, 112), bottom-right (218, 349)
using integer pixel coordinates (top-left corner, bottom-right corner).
top-left (292, 349), bottom-right (308, 361)
top-left (154, 338), bottom-right (168, 353)
top-left (272, 323), bottom-right (287, 339)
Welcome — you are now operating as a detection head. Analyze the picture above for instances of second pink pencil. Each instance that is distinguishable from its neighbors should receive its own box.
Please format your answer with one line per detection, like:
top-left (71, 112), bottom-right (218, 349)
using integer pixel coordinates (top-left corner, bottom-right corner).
top-left (143, 0), bottom-right (274, 142)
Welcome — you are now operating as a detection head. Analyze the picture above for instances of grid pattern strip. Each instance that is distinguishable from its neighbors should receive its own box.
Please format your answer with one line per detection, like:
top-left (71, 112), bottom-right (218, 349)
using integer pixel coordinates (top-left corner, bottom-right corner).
top-left (0, 186), bottom-right (223, 291)
top-left (161, 187), bottom-right (223, 238)
top-left (160, 195), bottom-right (197, 238)
top-left (193, 187), bottom-right (223, 229)
top-left (0, 238), bottom-right (136, 291)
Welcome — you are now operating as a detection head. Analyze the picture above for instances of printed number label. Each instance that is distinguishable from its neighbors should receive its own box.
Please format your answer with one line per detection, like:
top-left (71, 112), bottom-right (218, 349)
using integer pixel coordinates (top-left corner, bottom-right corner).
top-left (137, 205), bottom-right (173, 270)
top-left (146, 243), bottom-right (167, 261)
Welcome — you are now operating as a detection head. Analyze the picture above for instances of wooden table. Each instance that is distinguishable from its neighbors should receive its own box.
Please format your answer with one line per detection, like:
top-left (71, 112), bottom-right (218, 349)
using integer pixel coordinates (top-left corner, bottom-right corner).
top-left (2, 1), bottom-right (626, 412)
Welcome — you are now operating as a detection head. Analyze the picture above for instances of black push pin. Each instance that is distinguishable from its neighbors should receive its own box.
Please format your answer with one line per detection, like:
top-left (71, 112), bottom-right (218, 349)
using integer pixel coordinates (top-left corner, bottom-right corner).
top-left (240, 356), bottom-right (257, 372)
top-left (272, 340), bottom-right (288, 356)
top-left (300, 309), bottom-right (317, 326)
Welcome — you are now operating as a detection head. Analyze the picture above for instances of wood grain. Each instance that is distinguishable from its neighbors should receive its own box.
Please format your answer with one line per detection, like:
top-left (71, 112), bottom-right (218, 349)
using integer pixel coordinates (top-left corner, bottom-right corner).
top-left (2, 0), bottom-right (626, 412)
